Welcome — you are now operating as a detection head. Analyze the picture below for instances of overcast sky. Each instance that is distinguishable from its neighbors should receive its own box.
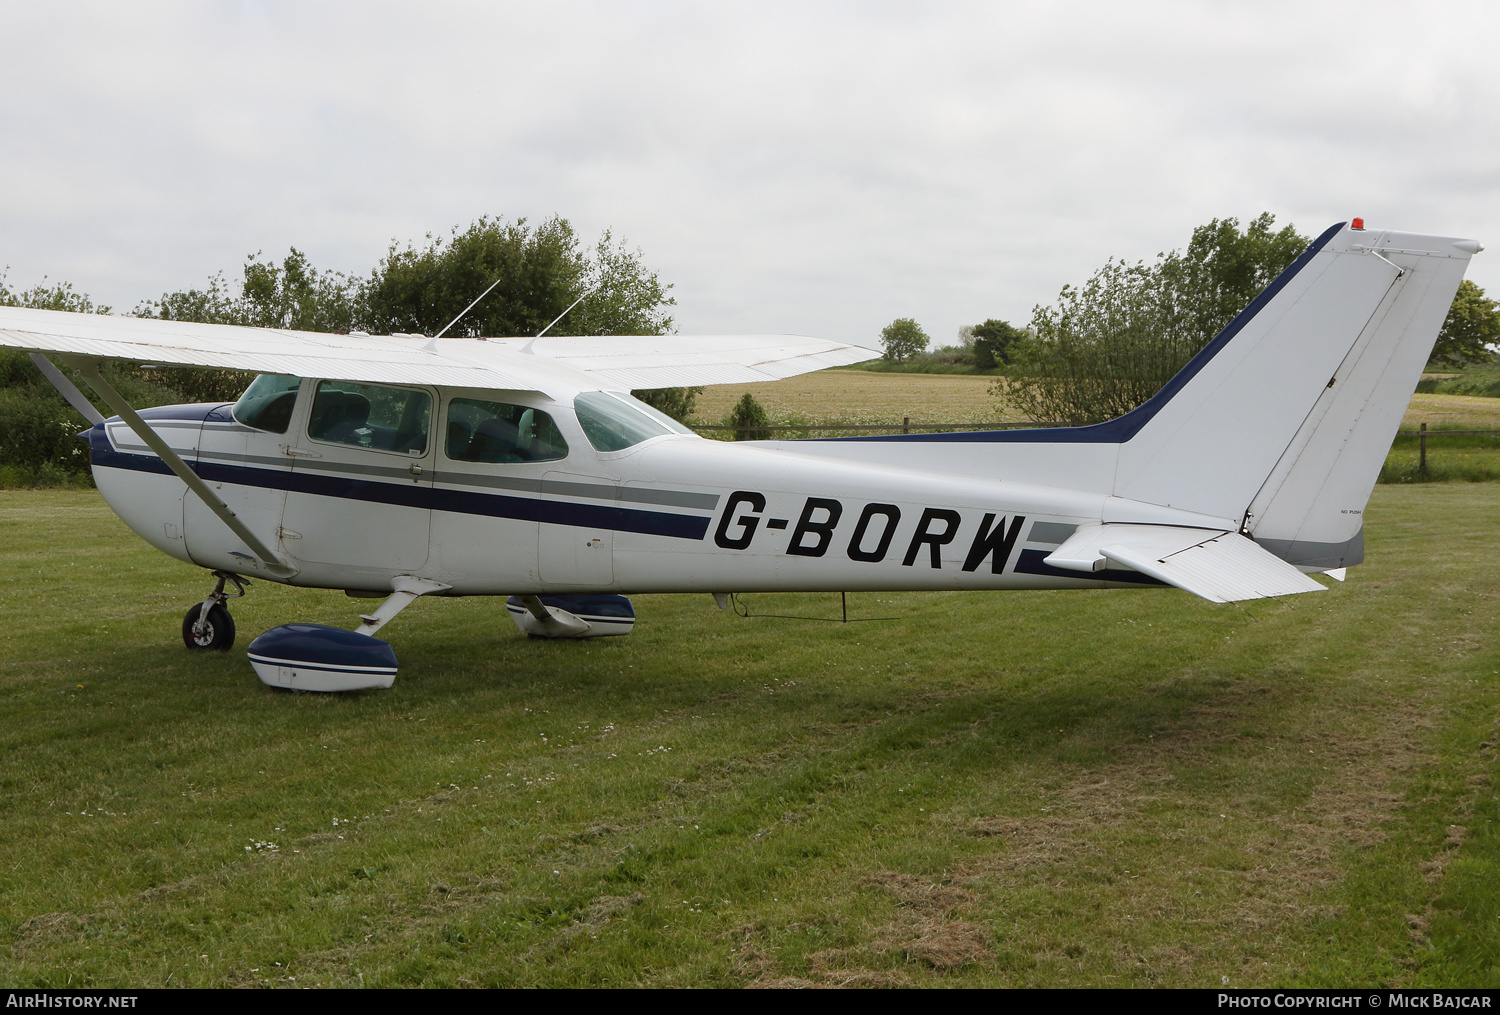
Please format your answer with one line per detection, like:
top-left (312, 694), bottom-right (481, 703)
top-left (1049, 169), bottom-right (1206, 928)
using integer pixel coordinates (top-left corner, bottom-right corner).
top-left (2, 1), bottom-right (1497, 350)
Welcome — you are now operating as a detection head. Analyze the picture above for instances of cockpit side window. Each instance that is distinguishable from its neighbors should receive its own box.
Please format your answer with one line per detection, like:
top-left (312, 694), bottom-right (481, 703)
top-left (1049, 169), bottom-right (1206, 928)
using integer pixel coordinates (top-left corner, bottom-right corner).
top-left (574, 390), bottom-right (692, 452)
top-left (308, 380), bottom-right (431, 454)
top-left (445, 398), bottom-right (568, 463)
top-left (232, 373), bottom-right (301, 434)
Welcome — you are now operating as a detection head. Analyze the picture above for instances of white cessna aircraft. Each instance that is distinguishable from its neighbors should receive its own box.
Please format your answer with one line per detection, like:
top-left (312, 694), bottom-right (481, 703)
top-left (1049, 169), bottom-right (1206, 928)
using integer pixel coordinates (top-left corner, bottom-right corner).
top-left (0, 221), bottom-right (1479, 692)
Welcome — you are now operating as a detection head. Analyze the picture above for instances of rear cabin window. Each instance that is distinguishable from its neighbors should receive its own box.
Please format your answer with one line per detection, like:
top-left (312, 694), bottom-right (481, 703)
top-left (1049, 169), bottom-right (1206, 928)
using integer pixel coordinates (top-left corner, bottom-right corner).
top-left (445, 398), bottom-right (568, 463)
top-left (574, 391), bottom-right (693, 452)
top-left (232, 373), bottom-right (300, 434)
top-left (308, 381), bottom-right (431, 454)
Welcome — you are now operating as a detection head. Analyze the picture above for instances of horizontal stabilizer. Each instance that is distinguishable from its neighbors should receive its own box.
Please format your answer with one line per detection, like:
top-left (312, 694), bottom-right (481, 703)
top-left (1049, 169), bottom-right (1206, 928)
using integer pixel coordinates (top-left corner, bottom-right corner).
top-left (1045, 524), bottom-right (1326, 603)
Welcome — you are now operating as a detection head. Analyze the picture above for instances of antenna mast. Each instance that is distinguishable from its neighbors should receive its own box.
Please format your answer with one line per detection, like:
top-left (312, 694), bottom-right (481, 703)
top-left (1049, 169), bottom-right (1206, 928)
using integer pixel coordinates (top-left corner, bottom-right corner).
top-left (432, 275), bottom-right (507, 340)
top-left (535, 289), bottom-right (592, 338)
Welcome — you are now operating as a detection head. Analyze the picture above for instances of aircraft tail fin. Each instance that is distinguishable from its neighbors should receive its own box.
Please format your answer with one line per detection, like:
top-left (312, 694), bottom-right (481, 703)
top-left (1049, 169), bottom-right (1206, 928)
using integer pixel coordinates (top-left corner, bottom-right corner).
top-left (760, 221), bottom-right (1476, 576)
top-left (1110, 223), bottom-right (1478, 566)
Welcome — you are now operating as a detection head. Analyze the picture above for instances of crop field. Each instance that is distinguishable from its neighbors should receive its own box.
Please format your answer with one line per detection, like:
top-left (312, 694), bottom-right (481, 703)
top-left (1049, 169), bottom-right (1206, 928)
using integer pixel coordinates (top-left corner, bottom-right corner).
top-left (2, 485), bottom-right (1500, 988)
top-left (689, 371), bottom-right (1500, 433)
top-left (688, 371), bottom-right (1015, 427)
top-left (1405, 393), bottom-right (1500, 430)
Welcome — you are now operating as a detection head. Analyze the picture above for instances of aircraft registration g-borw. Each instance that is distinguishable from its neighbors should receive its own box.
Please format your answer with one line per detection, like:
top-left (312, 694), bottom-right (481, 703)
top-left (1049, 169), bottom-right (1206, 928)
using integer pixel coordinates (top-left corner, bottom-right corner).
top-left (0, 221), bottom-right (1480, 691)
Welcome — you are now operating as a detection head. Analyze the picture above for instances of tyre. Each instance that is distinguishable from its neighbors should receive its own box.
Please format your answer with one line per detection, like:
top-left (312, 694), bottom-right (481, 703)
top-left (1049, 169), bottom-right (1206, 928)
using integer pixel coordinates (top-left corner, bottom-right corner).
top-left (182, 602), bottom-right (235, 651)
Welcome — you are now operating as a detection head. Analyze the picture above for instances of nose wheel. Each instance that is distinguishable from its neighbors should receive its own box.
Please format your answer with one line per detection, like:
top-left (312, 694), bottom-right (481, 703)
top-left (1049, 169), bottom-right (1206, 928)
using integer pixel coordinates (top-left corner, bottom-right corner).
top-left (182, 571), bottom-right (248, 652)
top-left (183, 602), bottom-right (235, 650)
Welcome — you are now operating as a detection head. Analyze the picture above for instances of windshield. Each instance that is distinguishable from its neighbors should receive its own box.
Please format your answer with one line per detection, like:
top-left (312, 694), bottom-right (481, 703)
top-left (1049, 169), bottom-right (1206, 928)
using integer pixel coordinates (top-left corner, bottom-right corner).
top-left (232, 374), bottom-right (300, 434)
top-left (607, 391), bottom-right (695, 435)
top-left (574, 391), bottom-right (692, 452)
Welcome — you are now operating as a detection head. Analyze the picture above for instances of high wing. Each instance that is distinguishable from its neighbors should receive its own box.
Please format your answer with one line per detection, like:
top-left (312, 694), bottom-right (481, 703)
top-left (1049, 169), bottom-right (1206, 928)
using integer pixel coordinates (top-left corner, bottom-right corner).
top-left (0, 306), bottom-right (875, 394)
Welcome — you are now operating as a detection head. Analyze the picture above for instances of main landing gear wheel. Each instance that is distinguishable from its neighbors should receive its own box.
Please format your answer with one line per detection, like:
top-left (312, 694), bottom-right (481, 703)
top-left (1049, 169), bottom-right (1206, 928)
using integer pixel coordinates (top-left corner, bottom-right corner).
top-left (183, 602), bottom-right (235, 651)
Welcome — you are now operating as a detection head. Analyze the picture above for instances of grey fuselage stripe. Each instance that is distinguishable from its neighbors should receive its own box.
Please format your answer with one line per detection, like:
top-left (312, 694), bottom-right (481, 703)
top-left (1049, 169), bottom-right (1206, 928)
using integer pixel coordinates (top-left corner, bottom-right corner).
top-left (1255, 530), bottom-right (1364, 568)
top-left (1026, 521), bottom-right (1079, 545)
top-left (110, 420), bottom-right (204, 432)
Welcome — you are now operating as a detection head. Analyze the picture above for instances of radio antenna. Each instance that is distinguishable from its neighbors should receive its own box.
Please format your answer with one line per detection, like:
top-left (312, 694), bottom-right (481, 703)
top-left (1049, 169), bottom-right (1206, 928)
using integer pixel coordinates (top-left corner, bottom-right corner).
top-left (432, 275), bottom-right (507, 340)
top-left (534, 288), bottom-right (592, 338)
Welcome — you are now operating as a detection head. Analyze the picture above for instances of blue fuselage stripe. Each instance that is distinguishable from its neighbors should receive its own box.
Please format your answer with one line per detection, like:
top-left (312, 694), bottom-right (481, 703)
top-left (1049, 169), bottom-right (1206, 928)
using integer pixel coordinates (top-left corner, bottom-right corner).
top-left (89, 447), bottom-right (710, 541)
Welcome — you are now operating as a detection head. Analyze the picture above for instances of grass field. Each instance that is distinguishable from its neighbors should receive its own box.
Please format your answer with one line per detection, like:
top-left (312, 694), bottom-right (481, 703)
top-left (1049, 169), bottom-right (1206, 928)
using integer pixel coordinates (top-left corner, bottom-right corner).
top-left (2, 487), bottom-right (1499, 987)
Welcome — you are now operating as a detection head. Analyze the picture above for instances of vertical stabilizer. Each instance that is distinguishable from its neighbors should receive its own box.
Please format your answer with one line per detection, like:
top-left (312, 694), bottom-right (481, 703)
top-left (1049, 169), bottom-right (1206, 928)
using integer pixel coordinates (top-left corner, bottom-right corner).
top-left (1240, 231), bottom-right (1478, 565)
top-left (1110, 224), bottom-right (1476, 563)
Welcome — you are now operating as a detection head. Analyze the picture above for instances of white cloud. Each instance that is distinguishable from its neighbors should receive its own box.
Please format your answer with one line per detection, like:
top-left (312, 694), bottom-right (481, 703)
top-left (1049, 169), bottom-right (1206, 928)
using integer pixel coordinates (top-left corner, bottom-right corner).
top-left (2, 0), bottom-right (1497, 347)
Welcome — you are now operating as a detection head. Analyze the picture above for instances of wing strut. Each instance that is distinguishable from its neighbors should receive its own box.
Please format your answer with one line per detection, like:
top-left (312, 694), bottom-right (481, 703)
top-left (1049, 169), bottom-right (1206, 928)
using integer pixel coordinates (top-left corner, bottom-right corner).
top-left (29, 353), bottom-right (104, 426)
top-left (62, 357), bottom-right (295, 579)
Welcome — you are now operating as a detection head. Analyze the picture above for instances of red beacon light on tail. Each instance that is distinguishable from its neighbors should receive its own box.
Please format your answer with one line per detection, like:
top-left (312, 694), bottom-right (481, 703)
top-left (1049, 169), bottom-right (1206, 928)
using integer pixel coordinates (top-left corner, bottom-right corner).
top-left (1351, 217), bottom-right (1365, 230)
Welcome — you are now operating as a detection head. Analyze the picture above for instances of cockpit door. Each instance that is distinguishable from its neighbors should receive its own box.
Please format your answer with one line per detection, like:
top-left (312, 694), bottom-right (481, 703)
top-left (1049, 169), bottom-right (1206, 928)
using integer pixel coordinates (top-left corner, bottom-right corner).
top-left (279, 380), bottom-right (435, 580)
top-left (428, 394), bottom-right (578, 592)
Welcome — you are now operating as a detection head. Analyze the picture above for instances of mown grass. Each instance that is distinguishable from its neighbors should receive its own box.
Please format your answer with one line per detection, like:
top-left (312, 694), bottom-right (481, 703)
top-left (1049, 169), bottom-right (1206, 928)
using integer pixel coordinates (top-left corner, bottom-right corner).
top-left (1382, 431), bottom-right (1500, 484)
top-left (2, 487), bottom-right (1499, 987)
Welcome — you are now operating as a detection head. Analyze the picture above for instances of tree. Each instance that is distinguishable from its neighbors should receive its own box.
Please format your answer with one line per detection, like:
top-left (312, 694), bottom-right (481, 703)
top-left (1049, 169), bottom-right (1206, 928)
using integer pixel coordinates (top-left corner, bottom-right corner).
top-left (135, 249), bottom-right (359, 403)
top-left (137, 248), bottom-right (358, 332)
top-left (135, 215), bottom-right (685, 410)
top-left (0, 274), bottom-right (110, 314)
top-left (570, 229), bottom-right (677, 337)
top-left (361, 216), bottom-right (582, 338)
top-left (1003, 214), bottom-right (1309, 425)
top-left (970, 318), bottom-right (1025, 370)
top-left (725, 391), bottom-right (770, 440)
top-left (1431, 280), bottom-right (1500, 367)
top-left (360, 215), bottom-right (688, 415)
top-left (880, 318), bottom-right (929, 363)
top-left (632, 386), bottom-right (702, 423)
top-left (0, 275), bottom-right (185, 485)
top-left (1166, 213), bottom-right (1308, 341)
top-left (359, 216), bottom-right (674, 339)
